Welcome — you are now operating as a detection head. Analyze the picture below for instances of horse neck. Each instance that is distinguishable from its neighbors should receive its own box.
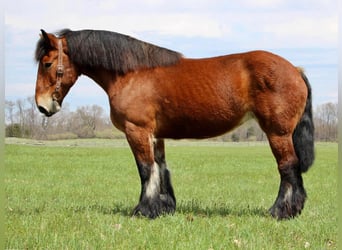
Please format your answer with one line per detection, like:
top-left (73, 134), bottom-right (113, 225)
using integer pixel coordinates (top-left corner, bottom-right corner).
top-left (80, 67), bottom-right (116, 93)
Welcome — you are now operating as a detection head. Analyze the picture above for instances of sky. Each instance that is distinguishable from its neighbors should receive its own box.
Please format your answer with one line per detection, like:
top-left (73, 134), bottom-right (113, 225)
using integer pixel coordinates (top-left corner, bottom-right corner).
top-left (4, 0), bottom-right (338, 114)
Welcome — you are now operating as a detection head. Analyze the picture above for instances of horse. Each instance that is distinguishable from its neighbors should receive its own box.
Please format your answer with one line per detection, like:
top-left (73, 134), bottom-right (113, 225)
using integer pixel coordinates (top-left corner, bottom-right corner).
top-left (34, 29), bottom-right (314, 219)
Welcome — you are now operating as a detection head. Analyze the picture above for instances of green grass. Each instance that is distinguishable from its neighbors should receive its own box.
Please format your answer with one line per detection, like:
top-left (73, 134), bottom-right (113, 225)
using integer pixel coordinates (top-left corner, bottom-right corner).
top-left (5, 139), bottom-right (337, 249)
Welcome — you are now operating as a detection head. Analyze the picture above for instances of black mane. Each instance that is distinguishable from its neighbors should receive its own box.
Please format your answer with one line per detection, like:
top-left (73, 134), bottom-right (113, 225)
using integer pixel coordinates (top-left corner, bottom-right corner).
top-left (35, 29), bottom-right (183, 74)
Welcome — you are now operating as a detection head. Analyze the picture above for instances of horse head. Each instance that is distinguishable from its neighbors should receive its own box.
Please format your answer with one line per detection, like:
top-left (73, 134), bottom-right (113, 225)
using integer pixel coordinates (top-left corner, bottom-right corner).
top-left (35, 30), bottom-right (79, 117)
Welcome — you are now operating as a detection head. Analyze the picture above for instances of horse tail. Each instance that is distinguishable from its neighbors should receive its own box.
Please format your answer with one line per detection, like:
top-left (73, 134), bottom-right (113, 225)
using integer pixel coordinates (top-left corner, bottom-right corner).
top-left (292, 68), bottom-right (315, 173)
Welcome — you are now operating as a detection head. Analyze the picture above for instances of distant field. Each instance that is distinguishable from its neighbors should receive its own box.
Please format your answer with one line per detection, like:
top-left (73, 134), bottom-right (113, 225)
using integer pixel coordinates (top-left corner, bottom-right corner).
top-left (5, 139), bottom-right (337, 249)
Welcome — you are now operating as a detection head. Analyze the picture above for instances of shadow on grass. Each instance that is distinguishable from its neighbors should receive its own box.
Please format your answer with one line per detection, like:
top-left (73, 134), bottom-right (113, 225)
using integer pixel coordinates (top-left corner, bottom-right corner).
top-left (7, 203), bottom-right (133, 217)
top-left (67, 200), bottom-right (269, 218)
top-left (176, 199), bottom-right (269, 218)
top-left (70, 203), bottom-right (133, 216)
top-left (8, 200), bottom-right (269, 218)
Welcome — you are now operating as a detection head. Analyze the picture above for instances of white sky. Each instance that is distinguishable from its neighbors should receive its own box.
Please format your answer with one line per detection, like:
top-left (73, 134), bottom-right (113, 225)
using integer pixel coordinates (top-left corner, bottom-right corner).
top-left (4, 0), bottom-right (338, 113)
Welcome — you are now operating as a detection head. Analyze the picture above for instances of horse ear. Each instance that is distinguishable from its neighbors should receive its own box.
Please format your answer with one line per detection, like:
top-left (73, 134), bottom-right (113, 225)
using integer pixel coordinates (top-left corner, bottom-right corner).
top-left (40, 29), bottom-right (59, 49)
top-left (40, 29), bottom-right (49, 41)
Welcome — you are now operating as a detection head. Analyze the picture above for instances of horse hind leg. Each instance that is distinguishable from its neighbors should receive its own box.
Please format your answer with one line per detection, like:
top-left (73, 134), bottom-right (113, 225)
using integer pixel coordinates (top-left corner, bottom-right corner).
top-left (267, 135), bottom-right (307, 219)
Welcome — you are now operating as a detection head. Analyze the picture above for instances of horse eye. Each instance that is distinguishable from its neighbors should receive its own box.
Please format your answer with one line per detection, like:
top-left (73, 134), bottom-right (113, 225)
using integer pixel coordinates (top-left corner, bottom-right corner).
top-left (44, 62), bottom-right (52, 69)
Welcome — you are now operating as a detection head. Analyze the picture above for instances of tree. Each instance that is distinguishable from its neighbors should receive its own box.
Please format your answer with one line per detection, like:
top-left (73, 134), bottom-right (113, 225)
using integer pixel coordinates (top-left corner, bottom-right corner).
top-left (314, 102), bottom-right (338, 141)
top-left (5, 100), bottom-right (15, 125)
top-left (70, 105), bottom-right (106, 138)
top-left (26, 96), bottom-right (39, 137)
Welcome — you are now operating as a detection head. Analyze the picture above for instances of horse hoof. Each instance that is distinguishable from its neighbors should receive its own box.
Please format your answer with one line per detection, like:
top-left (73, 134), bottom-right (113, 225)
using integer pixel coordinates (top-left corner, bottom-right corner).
top-left (268, 203), bottom-right (302, 220)
top-left (132, 194), bottom-right (176, 219)
top-left (132, 205), bottom-right (159, 219)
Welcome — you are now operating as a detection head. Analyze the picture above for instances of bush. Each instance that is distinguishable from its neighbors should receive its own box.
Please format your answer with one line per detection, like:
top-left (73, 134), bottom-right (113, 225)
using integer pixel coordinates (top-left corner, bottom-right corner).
top-left (6, 124), bottom-right (22, 137)
top-left (231, 133), bottom-right (240, 142)
top-left (5, 124), bottom-right (31, 138)
top-left (74, 126), bottom-right (95, 138)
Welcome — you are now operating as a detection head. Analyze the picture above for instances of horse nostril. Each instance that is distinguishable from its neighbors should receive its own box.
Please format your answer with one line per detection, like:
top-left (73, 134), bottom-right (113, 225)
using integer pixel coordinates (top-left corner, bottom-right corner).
top-left (38, 106), bottom-right (51, 117)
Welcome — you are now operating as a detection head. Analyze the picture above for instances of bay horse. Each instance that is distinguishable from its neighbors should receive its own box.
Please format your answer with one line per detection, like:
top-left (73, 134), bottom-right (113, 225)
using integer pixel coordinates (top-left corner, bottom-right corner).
top-left (34, 29), bottom-right (314, 219)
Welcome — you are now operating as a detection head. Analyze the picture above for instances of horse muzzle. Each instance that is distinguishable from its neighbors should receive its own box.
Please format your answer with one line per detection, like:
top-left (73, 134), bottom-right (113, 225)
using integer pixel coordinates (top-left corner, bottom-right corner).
top-left (36, 96), bottom-right (61, 117)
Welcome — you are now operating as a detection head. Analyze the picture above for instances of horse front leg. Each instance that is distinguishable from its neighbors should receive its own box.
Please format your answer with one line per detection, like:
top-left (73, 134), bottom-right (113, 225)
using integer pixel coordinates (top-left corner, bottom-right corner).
top-left (153, 139), bottom-right (176, 213)
top-left (125, 124), bottom-right (175, 219)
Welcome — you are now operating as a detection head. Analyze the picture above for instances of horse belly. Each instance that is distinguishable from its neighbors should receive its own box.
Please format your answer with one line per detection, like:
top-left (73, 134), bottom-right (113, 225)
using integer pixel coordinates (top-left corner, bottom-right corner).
top-left (155, 109), bottom-right (250, 139)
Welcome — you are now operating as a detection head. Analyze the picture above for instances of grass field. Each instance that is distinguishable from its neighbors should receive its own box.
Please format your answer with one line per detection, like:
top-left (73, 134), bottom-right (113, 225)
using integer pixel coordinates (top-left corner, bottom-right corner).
top-left (5, 139), bottom-right (337, 249)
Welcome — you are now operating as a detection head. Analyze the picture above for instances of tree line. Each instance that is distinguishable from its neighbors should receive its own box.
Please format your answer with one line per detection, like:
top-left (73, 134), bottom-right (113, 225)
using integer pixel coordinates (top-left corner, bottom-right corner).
top-left (5, 96), bottom-right (338, 142)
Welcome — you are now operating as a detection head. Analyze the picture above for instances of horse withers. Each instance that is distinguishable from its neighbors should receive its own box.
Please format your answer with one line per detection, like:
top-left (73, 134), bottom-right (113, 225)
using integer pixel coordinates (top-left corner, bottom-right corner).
top-left (34, 29), bottom-right (314, 219)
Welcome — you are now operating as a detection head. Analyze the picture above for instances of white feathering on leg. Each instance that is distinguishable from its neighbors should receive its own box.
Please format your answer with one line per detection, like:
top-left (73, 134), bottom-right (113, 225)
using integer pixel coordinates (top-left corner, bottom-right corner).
top-left (146, 162), bottom-right (160, 198)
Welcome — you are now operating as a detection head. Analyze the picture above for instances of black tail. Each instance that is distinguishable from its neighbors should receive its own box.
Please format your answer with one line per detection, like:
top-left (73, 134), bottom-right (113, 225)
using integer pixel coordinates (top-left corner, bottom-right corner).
top-left (293, 69), bottom-right (315, 173)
